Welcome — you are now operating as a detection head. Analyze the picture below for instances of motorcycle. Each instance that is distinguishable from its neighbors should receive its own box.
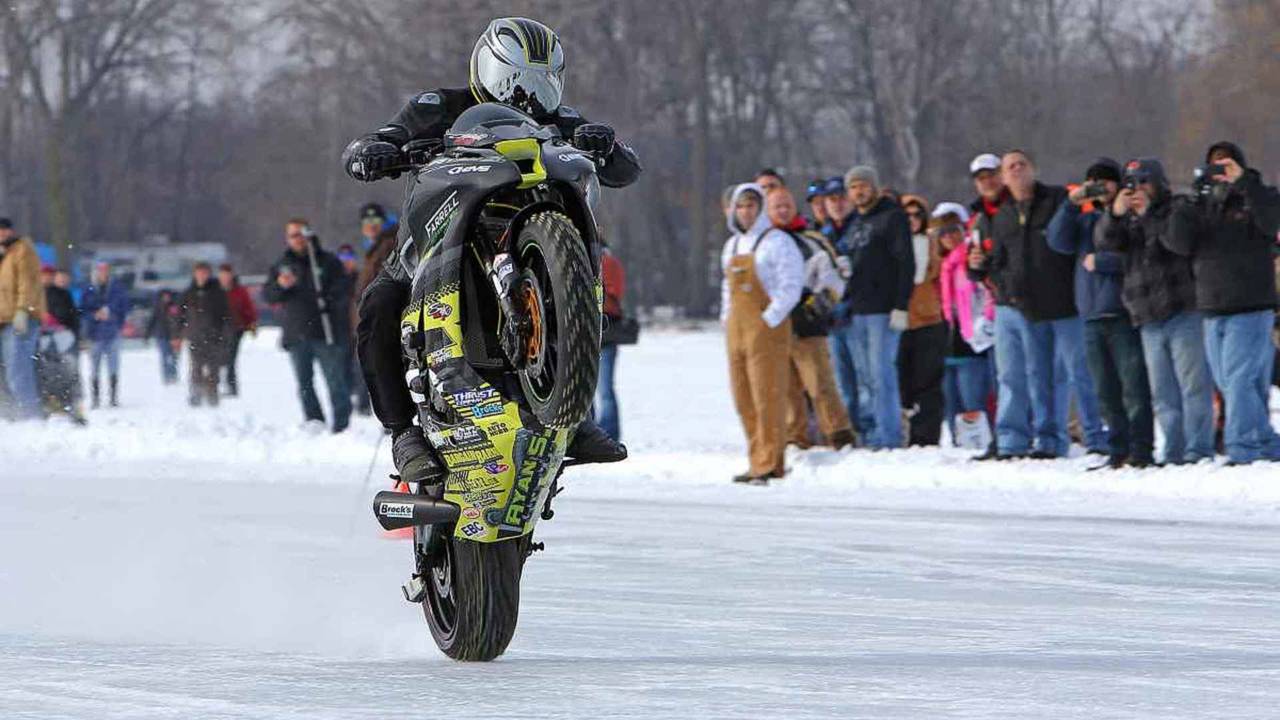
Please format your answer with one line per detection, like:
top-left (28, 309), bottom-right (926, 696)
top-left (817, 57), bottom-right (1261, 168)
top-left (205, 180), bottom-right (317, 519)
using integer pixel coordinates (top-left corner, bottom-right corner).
top-left (371, 103), bottom-right (608, 661)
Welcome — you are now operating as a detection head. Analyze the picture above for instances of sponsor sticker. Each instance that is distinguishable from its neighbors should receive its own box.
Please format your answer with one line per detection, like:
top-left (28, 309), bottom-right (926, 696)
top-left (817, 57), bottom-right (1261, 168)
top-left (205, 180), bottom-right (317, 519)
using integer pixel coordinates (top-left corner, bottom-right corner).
top-left (425, 347), bottom-right (454, 366)
top-left (460, 522), bottom-right (485, 537)
top-left (464, 491), bottom-right (498, 509)
top-left (456, 474), bottom-right (502, 492)
top-left (417, 92), bottom-right (441, 105)
top-left (440, 446), bottom-right (502, 471)
top-left (379, 502), bottom-right (414, 519)
top-left (426, 300), bottom-right (452, 320)
top-left (424, 191), bottom-right (460, 245)
top-left (483, 461), bottom-right (510, 475)
top-left (473, 401), bottom-right (504, 419)
top-left (447, 164), bottom-right (492, 175)
top-left (449, 388), bottom-right (499, 406)
top-left (462, 507), bottom-right (481, 520)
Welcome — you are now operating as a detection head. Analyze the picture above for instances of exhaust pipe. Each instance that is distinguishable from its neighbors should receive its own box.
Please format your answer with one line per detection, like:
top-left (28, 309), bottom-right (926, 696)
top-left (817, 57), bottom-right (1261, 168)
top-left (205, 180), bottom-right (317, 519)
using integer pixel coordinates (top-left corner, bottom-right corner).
top-left (372, 490), bottom-right (460, 531)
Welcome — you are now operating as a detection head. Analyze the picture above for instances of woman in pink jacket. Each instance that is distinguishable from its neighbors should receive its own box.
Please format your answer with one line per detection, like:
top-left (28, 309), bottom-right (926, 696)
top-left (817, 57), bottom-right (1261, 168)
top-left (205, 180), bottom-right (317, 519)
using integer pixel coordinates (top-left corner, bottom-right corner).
top-left (933, 203), bottom-right (996, 445)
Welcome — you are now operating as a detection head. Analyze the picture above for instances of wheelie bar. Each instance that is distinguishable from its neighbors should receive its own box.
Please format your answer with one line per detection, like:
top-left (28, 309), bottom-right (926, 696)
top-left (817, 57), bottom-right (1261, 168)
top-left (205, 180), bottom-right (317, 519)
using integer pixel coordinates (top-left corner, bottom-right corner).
top-left (372, 490), bottom-right (460, 531)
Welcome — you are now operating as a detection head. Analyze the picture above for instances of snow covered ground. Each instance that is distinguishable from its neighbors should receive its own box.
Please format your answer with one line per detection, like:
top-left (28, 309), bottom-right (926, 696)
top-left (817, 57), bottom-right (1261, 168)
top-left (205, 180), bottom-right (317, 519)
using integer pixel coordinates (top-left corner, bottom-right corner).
top-left (2, 328), bottom-right (1279, 718)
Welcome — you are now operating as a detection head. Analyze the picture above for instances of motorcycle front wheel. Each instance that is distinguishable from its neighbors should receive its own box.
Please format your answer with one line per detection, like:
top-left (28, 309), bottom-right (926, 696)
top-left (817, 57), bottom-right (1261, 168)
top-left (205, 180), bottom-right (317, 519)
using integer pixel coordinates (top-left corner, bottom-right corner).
top-left (421, 530), bottom-right (531, 662)
top-left (512, 211), bottom-right (600, 429)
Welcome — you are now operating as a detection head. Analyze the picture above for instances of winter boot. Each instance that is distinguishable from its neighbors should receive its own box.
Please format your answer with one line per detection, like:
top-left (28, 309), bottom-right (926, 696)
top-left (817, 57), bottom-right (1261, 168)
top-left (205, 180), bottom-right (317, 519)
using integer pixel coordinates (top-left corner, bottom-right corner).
top-left (91, 378), bottom-right (101, 409)
top-left (828, 429), bottom-right (856, 451)
top-left (109, 375), bottom-right (119, 407)
top-left (566, 418), bottom-right (627, 464)
top-left (392, 427), bottom-right (444, 484)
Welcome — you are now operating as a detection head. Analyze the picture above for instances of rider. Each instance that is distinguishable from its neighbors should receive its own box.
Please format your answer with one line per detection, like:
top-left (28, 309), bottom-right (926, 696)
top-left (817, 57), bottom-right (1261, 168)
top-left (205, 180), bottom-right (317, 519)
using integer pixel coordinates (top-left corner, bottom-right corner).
top-left (343, 17), bottom-right (641, 484)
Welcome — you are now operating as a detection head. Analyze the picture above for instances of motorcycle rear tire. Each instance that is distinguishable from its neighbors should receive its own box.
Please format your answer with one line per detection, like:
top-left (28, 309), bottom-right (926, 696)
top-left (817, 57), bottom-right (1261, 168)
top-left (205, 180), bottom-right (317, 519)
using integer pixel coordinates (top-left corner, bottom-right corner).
top-left (424, 534), bottom-right (531, 661)
top-left (514, 211), bottom-right (600, 429)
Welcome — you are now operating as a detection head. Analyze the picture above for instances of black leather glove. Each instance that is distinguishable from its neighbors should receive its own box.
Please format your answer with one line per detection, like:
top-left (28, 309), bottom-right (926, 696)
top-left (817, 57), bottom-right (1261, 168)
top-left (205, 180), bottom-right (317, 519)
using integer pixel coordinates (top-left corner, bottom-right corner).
top-left (572, 123), bottom-right (615, 157)
top-left (342, 137), bottom-right (404, 182)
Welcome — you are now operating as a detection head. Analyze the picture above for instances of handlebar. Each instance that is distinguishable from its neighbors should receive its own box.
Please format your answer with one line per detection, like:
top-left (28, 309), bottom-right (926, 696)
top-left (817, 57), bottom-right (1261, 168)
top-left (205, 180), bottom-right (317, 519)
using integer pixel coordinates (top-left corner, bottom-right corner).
top-left (382, 137), bottom-right (604, 179)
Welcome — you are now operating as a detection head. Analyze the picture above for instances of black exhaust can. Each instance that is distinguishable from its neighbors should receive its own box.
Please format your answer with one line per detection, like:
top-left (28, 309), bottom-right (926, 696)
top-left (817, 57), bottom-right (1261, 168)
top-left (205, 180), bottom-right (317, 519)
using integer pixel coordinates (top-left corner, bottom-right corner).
top-left (372, 491), bottom-right (461, 531)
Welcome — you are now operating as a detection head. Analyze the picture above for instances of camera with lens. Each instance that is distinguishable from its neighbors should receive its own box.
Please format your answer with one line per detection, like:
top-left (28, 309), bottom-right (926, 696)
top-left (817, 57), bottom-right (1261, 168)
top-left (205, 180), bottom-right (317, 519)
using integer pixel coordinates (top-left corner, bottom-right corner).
top-left (1082, 181), bottom-right (1110, 199)
top-left (1192, 163), bottom-right (1229, 202)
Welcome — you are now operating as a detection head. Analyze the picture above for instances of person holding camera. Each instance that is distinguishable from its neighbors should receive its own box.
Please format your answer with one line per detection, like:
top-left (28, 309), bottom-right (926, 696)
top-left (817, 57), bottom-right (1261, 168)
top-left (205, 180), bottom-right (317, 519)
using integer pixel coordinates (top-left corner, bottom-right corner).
top-left (262, 218), bottom-right (353, 433)
top-left (1164, 142), bottom-right (1280, 465)
top-left (1096, 158), bottom-right (1214, 465)
top-left (1048, 158), bottom-right (1154, 469)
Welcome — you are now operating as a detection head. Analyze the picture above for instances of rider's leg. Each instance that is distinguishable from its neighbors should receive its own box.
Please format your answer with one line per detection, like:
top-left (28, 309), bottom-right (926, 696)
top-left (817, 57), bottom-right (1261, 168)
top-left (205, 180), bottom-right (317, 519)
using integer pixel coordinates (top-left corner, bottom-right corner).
top-left (357, 271), bottom-right (441, 482)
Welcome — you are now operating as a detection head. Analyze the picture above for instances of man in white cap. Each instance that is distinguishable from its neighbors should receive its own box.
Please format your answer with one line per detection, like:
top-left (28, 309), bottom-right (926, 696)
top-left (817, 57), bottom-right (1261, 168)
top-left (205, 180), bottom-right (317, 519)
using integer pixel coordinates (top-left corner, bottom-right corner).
top-left (967, 153), bottom-right (1008, 239)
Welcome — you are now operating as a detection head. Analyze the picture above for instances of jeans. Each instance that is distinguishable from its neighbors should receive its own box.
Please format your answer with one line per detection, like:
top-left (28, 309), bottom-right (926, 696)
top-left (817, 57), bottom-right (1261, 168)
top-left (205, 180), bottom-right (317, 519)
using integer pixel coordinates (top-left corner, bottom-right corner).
top-left (994, 305), bottom-right (1060, 456)
top-left (943, 354), bottom-right (994, 443)
top-left (1203, 310), bottom-right (1280, 463)
top-left (90, 335), bottom-right (121, 383)
top-left (287, 339), bottom-right (352, 432)
top-left (1084, 317), bottom-right (1154, 462)
top-left (827, 324), bottom-right (865, 436)
top-left (159, 338), bottom-right (178, 383)
top-left (847, 313), bottom-right (902, 449)
top-left (223, 330), bottom-right (244, 394)
top-left (1, 324), bottom-right (41, 418)
top-left (347, 343), bottom-right (371, 413)
top-left (1051, 316), bottom-right (1108, 452)
top-left (1139, 312), bottom-right (1214, 464)
top-left (595, 343), bottom-right (621, 441)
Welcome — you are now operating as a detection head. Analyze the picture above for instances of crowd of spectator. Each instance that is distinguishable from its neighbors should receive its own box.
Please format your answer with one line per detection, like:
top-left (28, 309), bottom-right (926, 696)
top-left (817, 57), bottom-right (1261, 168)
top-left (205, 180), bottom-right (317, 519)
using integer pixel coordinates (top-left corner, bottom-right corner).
top-left (721, 142), bottom-right (1280, 483)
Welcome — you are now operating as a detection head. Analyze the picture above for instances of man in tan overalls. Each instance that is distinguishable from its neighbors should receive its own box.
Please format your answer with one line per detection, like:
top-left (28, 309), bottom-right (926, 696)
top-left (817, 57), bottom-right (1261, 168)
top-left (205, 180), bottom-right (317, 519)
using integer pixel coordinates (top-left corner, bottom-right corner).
top-left (720, 184), bottom-right (805, 484)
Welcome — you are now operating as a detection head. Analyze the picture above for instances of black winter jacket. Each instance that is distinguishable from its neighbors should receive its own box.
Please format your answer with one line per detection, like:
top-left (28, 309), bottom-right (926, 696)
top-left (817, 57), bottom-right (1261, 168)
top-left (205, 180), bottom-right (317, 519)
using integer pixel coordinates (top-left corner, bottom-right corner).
top-left (971, 182), bottom-right (1075, 321)
top-left (262, 239), bottom-right (352, 349)
top-left (44, 286), bottom-right (80, 340)
top-left (1095, 195), bottom-right (1198, 326)
top-left (1165, 169), bottom-right (1280, 316)
top-left (841, 197), bottom-right (915, 314)
top-left (180, 279), bottom-right (232, 359)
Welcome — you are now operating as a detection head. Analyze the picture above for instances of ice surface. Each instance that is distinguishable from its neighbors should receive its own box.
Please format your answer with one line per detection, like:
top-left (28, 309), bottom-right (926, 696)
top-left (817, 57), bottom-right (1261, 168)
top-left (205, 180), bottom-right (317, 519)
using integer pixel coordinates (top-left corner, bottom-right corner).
top-left (2, 329), bottom-right (1278, 718)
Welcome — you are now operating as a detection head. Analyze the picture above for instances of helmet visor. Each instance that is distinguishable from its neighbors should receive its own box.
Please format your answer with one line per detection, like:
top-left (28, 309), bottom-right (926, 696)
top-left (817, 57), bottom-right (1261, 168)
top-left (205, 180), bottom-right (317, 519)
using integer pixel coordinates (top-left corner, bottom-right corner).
top-left (478, 64), bottom-right (563, 117)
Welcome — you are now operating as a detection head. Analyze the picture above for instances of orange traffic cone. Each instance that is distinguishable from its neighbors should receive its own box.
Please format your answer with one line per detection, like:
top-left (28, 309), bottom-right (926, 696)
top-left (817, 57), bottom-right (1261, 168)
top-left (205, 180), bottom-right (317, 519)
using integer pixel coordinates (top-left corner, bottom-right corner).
top-left (381, 479), bottom-right (415, 540)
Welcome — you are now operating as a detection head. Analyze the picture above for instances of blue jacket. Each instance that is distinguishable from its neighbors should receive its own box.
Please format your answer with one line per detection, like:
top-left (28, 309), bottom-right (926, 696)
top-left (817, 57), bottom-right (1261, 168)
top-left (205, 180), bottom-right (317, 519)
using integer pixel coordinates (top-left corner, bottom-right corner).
top-left (79, 280), bottom-right (130, 343)
top-left (1046, 200), bottom-right (1125, 320)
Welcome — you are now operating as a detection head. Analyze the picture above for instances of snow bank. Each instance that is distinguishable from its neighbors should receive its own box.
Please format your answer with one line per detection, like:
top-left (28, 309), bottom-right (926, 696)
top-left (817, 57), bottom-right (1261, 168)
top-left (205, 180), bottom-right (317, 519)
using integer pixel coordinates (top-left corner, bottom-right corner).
top-left (4, 327), bottom-right (1278, 525)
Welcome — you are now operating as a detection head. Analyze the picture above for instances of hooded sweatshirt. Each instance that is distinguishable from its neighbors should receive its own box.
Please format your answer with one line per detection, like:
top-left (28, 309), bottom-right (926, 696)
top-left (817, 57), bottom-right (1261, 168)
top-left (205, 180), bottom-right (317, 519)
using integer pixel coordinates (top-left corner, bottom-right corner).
top-left (719, 183), bottom-right (805, 328)
top-left (842, 195), bottom-right (915, 315)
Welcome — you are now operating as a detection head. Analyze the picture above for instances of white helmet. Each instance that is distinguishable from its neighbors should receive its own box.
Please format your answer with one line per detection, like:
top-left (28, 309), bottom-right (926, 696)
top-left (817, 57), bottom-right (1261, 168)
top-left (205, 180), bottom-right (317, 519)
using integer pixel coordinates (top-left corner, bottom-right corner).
top-left (469, 17), bottom-right (565, 117)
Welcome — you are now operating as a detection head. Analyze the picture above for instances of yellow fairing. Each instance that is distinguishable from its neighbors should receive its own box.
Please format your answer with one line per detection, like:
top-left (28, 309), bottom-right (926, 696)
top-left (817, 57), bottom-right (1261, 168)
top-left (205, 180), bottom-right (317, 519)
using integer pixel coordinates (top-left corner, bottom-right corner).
top-left (402, 288), bottom-right (568, 542)
top-left (494, 138), bottom-right (547, 189)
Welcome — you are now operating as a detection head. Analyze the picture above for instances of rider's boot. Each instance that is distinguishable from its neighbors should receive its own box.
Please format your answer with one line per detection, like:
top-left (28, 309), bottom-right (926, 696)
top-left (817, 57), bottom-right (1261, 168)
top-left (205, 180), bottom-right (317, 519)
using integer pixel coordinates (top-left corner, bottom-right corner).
top-left (566, 417), bottom-right (627, 464)
top-left (391, 426), bottom-right (444, 484)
